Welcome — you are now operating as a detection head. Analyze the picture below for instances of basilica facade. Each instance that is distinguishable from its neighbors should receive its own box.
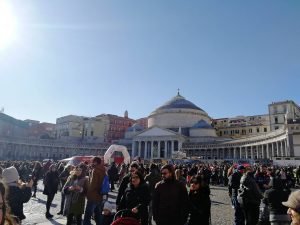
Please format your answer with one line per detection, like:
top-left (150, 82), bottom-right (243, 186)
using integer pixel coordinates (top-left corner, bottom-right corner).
top-left (128, 92), bottom-right (300, 161)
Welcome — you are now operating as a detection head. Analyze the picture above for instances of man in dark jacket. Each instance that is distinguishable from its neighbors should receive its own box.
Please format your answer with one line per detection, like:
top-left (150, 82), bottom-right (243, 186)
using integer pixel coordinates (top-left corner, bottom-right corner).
top-left (153, 164), bottom-right (189, 225)
top-left (83, 157), bottom-right (105, 225)
top-left (116, 162), bottom-right (139, 208)
top-left (107, 162), bottom-right (118, 191)
top-left (229, 165), bottom-right (245, 225)
top-left (145, 163), bottom-right (161, 225)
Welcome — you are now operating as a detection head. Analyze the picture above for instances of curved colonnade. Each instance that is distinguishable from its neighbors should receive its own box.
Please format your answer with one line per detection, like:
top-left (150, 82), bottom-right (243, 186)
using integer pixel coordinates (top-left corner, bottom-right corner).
top-left (0, 137), bottom-right (109, 160)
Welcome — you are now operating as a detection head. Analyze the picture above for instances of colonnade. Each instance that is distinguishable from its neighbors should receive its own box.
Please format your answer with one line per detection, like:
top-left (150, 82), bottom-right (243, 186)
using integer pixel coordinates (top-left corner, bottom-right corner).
top-left (184, 138), bottom-right (289, 160)
top-left (132, 139), bottom-right (182, 159)
top-left (0, 141), bottom-right (108, 160)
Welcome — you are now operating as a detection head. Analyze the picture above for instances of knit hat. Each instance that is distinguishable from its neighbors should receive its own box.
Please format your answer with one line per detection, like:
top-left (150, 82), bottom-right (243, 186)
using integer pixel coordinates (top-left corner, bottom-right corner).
top-left (103, 201), bottom-right (113, 213)
top-left (282, 190), bottom-right (300, 212)
top-left (2, 166), bottom-right (19, 184)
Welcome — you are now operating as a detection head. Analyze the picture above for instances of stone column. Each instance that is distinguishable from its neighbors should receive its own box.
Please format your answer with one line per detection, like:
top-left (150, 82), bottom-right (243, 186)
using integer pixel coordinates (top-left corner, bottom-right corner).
top-left (151, 141), bottom-right (154, 159)
top-left (132, 141), bottom-right (136, 157)
top-left (251, 146), bottom-right (254, 159)
top-left (145, 141), bottom-right (149, 159)
top-left (285, 139), bottom-right (288, 156)
top-left (239, 147), bottom-right (242, 159)
top-left (280, 141), bottom-right (283, 157)
top-left (158, 141), bottom-right (161, 158)
top-left (262, 145), bottom-right (265, 159)
top-left (245, 147), bottom-right (248, 159)
top-left (138, 141), bottom-right (141, 157)
top-left (233, 148), bottom-right (237, 159)
top-left (164, 141), bottom-right (167, 159)
top-left (271, 142), bottom-right (275, 157)
top-left (276, 142), bottom-right (279, 156)
top-left (266, 144), bottom-right (270, 158)
top-left (171, 141), bottom-right (174, 155)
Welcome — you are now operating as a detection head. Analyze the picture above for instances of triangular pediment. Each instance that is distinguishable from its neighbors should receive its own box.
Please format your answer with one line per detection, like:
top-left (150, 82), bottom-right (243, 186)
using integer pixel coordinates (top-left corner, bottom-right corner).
top-left (136, 127), bottom-right (178, 137)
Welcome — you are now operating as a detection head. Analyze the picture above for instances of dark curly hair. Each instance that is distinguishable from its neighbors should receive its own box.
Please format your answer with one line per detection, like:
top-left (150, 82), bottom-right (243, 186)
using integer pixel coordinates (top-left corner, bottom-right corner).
top-left (0, 180), bottom-right (16, 225)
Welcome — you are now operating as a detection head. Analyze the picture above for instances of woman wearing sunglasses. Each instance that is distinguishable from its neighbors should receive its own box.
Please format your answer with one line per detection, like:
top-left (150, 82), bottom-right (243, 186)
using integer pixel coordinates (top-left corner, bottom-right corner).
top-left (188, 175), bottom-right (211, 225)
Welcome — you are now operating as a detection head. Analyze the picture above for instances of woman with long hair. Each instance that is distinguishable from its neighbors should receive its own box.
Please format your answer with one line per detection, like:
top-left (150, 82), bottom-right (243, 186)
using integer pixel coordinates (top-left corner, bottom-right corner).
top-left (188, 175), bottom-right (211, 225)
top-left (0, 180), bottom-right (18, 225)
top-left (63, 163), bottom-right (88, 225)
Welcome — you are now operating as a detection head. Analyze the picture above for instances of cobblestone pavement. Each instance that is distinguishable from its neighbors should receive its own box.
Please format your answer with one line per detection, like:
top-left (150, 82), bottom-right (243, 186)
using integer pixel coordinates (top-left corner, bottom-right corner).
top-left (22, 182), bottom-right (234, 225)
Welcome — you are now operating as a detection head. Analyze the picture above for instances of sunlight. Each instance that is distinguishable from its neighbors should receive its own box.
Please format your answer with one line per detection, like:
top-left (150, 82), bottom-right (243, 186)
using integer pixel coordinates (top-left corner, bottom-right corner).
top-left (0, 0), bottom-right (17, 50)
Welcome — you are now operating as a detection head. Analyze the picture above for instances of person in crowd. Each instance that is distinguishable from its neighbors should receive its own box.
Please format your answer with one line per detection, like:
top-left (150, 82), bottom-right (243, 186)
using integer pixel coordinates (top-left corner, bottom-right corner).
top-left (43, 164), bottom-right (60, 219)
top-left (83, 156), bottom-right (105, 225)
top-left (255, 165), bottom-right (271, 193)
top-left (145, 163), bottom-right (161, 225)
top-left (239, 166), bottom-right (263, 225)
top-left (63, 163), bottom-right (88, 225)
top-left (0, 180), bottom-right (18, 225)
top-left (119, 171), bottom-right (151, 225)
top-left (31, 161), bottom-right (43, 198)
top-left (229, 165), bottom-right (246, 225)
top-left (2, 166), bottom-right (32, 223)
top-left (118, 164), bottom-right (127, 187)
top-left (102, 201), bottom-right (114, 225)
top-left (175, 169), bottom-right (187, 186)
top-left (116, 162), bottom-right (139, 208)
top-left (282, 190), bottom-right (300, 225)
top-left (264, 178), bottom-right (291, 225)
top-left (107, 162), bottom-right (118, 191)
top-left (188, 175), bottom-right (211, 225)
top-left (57, 164), bottom-right (73, 215)
top-left (153, 164), bottom-right (189, 225)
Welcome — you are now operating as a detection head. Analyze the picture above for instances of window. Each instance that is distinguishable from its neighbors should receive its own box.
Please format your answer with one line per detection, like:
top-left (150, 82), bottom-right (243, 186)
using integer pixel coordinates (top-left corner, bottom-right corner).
top-left (249, 129), bottom-right (252, 133)
top-left (235, 130), bottom-right (239, 134)
top-left (219, 131), bottom-right (222, 136)
top-left (275, 126), bottom-right (279, 130)
top-left (91, 131), bottom-right (94, 136)
top-left (256, 128), bottom-right (260, 133)
top-left (242, 130), bottom-right (246, 135)
top-left (275, 117), bottom-right (278, 124)
top-left (264, 128), bottom-right (267, 132)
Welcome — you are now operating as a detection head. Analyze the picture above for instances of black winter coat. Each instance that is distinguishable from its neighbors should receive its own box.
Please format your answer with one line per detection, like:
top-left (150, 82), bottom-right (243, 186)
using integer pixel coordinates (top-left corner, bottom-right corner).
top-left (116, 173), bottom-right (130, 206)
top-left (43, 170), bottom-right (59, 195)
top-left (7, 185), bottom-right (31, 221)
top-left (119, 183), bottom-right (151, 225)
top-left (188, 186), bottom-right (211, 225)
top-left (153, 179), bottom-right (189, 225)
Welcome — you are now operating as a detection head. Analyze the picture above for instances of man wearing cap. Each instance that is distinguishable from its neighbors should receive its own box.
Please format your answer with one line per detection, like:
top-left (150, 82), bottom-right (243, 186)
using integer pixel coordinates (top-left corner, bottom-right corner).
top-left (228, 165), bottom-right (246, 225)
top-left (282, 190), bottom-right (300, 225)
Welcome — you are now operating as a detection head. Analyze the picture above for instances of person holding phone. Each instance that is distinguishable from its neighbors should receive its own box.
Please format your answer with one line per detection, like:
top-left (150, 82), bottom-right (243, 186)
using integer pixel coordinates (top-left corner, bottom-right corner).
top-left (63, 164), bottom-right (88, 225)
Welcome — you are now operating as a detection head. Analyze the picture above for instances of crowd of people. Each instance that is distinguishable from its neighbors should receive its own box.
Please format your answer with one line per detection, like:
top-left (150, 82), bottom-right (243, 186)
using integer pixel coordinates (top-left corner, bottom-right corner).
top-left (0, 159), bottom-right (299, 225)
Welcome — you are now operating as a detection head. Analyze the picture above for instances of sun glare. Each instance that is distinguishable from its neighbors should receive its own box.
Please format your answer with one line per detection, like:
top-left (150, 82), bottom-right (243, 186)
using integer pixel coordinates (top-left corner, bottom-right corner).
top-left (0, 0), bottom-right (17, 50)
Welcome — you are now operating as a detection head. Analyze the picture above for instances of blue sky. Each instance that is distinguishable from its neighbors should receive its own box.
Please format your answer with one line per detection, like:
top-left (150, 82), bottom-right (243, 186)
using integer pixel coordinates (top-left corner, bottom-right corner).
top-left (0, 1), bottom-right (299, 123)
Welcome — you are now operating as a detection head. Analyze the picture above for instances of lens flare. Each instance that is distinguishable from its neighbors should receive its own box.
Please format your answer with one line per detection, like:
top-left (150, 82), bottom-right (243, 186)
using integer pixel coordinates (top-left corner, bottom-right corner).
top-left (0, 0), bottom-right (17, 50)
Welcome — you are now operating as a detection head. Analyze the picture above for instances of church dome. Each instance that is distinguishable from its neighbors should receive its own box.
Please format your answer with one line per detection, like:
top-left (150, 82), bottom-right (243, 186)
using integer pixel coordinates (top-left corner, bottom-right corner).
top-left (127, 123), bottom-right (144, 132)
top-left (155, 94), bottom-right (205, 111)
top-left (148, 92), bottom-right (211, 129)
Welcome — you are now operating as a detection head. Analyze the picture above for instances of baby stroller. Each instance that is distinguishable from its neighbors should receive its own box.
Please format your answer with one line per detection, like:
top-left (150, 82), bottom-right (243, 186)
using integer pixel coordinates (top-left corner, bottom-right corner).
top-left (111, 209), bottom-right (141, 225)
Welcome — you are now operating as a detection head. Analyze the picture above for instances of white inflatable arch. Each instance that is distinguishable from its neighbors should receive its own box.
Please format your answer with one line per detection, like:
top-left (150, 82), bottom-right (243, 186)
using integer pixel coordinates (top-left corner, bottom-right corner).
top-left (104, 144), bottom-right (131, 165)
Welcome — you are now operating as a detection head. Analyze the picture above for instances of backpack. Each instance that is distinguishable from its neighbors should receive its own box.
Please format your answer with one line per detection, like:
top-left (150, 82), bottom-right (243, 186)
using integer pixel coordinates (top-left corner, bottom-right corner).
top-left (101, 175), bottom-right (110, 195)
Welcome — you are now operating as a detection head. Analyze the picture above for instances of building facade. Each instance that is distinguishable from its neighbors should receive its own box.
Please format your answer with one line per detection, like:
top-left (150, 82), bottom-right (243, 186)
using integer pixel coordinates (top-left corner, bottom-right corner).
top-left (130, 93), bottom-right (300, 161)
